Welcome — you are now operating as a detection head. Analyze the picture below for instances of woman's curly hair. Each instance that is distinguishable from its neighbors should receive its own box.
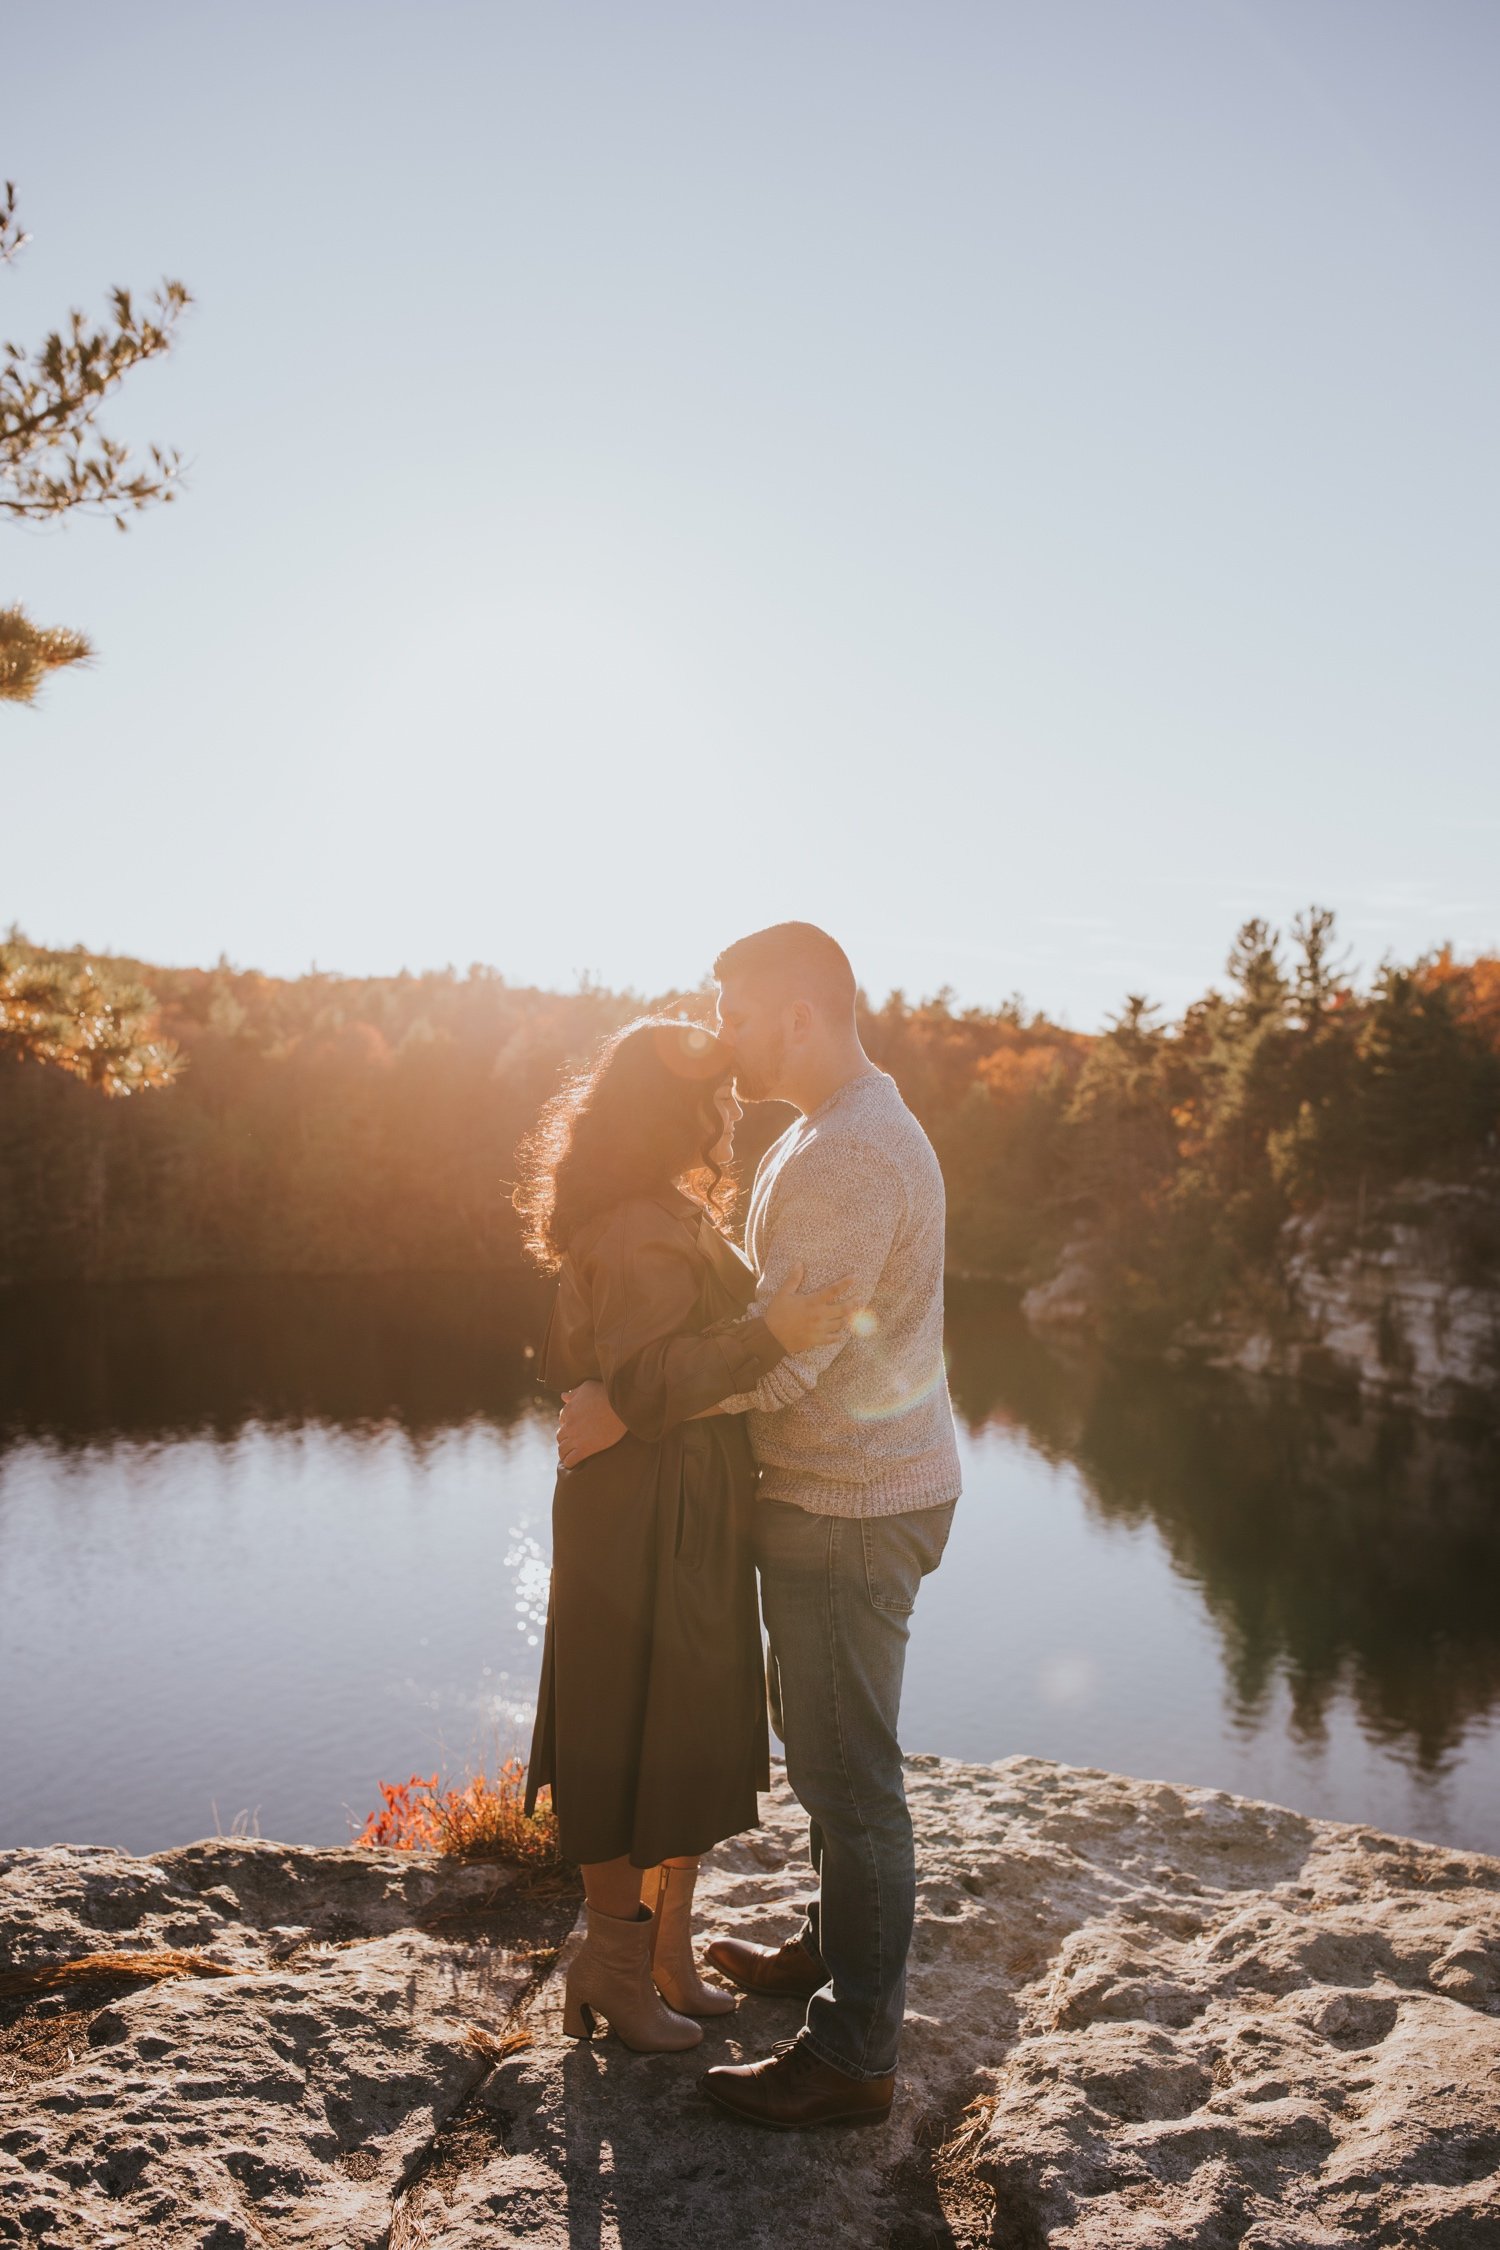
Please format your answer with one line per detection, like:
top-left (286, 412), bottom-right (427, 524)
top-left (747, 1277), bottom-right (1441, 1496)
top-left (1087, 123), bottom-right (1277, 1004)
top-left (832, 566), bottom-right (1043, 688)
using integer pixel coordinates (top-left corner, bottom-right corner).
top-left (513, 1017), bottom-right (737, 1272)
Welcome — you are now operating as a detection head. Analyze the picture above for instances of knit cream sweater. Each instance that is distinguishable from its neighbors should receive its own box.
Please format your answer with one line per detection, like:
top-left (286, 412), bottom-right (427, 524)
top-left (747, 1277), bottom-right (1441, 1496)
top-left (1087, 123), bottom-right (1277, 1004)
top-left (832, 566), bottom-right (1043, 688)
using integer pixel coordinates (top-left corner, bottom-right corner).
top-left (720, 1068), bottom-right (963, 1518)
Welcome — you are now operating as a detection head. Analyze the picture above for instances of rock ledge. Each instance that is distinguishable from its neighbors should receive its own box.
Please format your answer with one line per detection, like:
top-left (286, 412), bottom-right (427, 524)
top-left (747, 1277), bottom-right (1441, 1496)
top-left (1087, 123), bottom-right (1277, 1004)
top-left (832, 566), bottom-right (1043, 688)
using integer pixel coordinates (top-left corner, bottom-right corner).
top-left (3, 1759), bottom-right (1498, 2248)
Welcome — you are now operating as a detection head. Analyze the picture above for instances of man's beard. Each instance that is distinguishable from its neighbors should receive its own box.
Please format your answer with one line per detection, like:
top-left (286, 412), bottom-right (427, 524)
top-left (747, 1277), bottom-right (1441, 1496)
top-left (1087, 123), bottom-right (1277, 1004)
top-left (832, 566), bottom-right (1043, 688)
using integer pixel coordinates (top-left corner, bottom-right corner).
top-left (732, 1028), bottom-right (787, 1105)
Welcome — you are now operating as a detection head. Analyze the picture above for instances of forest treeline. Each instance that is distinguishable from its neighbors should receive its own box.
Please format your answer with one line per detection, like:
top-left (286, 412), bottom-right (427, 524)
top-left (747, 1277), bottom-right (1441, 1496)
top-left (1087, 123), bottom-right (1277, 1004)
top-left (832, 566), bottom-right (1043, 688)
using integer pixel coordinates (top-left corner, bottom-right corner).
top-left (2, 914), bottom-right (1497, 1342)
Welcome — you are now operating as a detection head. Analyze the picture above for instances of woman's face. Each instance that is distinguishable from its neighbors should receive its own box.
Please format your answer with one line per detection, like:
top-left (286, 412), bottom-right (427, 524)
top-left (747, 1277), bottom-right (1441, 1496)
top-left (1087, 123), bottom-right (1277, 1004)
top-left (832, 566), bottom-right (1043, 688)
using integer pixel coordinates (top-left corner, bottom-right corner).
top-left (708, 1081), bottom-right (742, 1166)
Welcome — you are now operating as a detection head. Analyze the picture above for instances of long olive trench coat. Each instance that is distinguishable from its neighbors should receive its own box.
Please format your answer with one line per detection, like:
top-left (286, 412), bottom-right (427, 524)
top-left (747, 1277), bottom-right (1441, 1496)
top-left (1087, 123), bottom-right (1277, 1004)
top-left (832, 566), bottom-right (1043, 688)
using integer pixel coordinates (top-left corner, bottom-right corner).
top-left (524, 1186), bottom-right (786, 1867)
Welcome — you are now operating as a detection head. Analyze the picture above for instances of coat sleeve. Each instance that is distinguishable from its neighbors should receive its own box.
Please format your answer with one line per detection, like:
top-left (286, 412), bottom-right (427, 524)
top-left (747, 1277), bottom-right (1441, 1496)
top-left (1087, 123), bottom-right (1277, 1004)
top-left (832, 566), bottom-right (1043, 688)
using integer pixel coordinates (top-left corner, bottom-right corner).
top-left (580, 1202), bottom-right (787, 1441)
top-left (715, 1135), bottom-right (908, 1415)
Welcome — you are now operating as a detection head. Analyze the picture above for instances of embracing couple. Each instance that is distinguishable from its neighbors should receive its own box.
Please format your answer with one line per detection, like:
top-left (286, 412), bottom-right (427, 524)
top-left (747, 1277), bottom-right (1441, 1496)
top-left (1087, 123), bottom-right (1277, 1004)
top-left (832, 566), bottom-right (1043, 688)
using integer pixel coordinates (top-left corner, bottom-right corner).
top-left (513, 922), bottom-right (960, 2129)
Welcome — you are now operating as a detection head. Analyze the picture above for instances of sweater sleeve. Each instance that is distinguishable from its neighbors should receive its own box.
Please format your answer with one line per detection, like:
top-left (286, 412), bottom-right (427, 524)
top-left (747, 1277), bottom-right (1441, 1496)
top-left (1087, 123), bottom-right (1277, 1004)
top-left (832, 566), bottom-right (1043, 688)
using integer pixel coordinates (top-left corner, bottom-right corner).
top-left (581, 1201), bottom-right (787, 1441)
top-left (716, 1136), bottom-right (908, 1415)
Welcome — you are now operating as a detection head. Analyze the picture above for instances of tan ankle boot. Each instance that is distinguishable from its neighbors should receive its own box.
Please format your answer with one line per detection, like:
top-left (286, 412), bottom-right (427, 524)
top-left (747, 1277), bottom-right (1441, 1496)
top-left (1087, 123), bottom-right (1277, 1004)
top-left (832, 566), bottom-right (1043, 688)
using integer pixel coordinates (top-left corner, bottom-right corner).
top-left (641, 1863), bottom-right (737, 2017)
top-left (562, 1902), bottom-right (704, 2051)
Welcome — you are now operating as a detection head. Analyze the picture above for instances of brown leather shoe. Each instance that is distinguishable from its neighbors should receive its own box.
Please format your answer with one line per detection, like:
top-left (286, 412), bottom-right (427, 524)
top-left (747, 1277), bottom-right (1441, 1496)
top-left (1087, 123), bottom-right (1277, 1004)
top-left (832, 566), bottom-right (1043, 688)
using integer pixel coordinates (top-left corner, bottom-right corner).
top-left (703, 2037), bottom-right (894, 2129)
top-left (703, 1932), bottom-right (828, 2000)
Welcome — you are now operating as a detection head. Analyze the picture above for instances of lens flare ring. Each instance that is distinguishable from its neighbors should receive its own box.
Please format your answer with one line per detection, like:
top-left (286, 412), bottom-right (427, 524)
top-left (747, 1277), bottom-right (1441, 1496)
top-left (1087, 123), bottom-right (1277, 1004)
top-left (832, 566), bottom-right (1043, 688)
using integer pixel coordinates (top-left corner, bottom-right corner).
top-left (847, 1353), bottom-right (949, 1423)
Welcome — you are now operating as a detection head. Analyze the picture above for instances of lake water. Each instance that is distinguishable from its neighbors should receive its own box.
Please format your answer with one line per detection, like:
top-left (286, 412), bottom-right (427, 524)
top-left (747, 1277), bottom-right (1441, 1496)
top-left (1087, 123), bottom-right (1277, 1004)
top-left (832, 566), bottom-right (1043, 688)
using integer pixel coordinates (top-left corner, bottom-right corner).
top-left (2, 1276), bottom-right (1497, 1858)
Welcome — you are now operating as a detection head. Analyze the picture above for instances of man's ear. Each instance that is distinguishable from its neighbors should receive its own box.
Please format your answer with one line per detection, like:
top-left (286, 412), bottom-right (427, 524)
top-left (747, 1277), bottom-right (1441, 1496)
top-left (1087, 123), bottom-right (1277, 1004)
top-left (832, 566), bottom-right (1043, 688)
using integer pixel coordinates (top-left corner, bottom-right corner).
top-left (788, 999), bottom-right (814, 1045)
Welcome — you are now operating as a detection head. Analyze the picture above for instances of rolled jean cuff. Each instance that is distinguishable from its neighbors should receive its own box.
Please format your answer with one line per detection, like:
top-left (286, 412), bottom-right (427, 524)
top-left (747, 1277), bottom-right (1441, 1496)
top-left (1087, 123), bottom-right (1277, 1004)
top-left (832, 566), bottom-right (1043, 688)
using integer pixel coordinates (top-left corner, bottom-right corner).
top-left (800, 2028), bottom-right (898, 2083)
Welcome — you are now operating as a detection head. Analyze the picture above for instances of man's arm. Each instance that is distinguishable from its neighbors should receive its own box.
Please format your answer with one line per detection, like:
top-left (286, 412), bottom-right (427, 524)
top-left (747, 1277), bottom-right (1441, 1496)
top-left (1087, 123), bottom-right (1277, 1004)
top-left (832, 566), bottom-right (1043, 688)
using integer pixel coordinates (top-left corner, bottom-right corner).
top-left (715, 1136), bottom-right (907, 1416)
top-left (580, 1206), bottom-right (788, 1443)
top-left (555, 1252), bottom-right (855, 1467)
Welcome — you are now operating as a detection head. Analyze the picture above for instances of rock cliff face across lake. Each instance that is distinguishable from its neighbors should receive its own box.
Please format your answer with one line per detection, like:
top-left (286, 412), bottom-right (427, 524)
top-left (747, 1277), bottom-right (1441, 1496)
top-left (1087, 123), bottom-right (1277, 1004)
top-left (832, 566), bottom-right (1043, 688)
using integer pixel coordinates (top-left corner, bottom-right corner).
top-left (1025, 1177), bottom-right (1500, 1425)
top-left (3, 1759), bottom-right (1498, 2248)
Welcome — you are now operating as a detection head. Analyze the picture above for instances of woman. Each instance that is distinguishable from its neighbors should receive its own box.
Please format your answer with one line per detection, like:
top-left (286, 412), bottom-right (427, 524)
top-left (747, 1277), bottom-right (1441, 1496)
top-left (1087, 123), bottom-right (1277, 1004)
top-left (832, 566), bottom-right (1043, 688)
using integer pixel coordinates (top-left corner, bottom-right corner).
top-left (513, 1018), bottom-right (850, 2053)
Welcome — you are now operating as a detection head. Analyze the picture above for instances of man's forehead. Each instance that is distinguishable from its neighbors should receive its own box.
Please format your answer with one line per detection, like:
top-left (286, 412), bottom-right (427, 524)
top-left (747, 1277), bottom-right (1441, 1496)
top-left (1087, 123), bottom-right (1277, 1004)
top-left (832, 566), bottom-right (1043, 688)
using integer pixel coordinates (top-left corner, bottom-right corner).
top-left (717, 979), bottom-right (797, 1029)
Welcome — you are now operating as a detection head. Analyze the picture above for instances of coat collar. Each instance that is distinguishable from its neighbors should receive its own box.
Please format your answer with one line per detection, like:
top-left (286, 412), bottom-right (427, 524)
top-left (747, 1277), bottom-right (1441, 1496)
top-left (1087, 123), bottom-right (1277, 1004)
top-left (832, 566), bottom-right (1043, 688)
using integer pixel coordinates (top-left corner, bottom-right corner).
top-left (647, 1183), bottom-right (755, 1290)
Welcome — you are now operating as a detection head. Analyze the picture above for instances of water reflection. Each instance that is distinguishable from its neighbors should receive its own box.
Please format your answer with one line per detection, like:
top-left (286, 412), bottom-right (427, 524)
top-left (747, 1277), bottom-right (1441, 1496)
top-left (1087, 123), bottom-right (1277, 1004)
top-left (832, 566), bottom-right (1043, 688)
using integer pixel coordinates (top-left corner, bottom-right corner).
top-left (944, 1285), bottom-right (1500, 1780)
top-left (0, 1274), bottom-right (551, 1445)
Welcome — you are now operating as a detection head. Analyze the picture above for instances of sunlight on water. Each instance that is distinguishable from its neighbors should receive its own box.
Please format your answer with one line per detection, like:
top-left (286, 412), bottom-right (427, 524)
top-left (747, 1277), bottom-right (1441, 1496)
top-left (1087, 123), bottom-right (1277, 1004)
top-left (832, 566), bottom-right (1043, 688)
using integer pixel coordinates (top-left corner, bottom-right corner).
top-left (505, 1523), bottom-right (551, 1646)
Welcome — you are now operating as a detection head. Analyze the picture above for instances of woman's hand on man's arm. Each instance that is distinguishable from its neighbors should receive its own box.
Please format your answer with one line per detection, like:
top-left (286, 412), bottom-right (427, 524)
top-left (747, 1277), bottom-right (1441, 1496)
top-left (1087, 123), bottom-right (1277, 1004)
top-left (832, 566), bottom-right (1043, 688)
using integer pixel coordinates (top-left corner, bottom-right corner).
top-left (763, 1261), bottom-right (857, 1354)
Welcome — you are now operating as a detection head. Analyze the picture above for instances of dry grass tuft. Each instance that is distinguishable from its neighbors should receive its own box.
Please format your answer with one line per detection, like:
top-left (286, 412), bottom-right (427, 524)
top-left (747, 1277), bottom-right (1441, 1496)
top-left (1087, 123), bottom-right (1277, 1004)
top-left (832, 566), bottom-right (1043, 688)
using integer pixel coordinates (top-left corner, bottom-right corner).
top-left (464, 2020), bottom-right (533, 2064)
top-left (943, 2093), bottom-right (997, 2158)
top-left (0, 1949), bottom-right (239, 2000)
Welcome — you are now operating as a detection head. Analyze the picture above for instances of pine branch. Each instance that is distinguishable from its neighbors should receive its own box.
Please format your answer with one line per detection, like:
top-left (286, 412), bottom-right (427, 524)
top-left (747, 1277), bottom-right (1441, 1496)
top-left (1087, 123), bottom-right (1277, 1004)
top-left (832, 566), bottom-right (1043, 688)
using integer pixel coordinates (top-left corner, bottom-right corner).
top-left (0, 181), bottom-right (28, 266)
top-left (1, 183), bottom-right (192, 526)
top-left (0, 603), bottom-right (94, 703)
top-left (0, 940), bottom-right (181, 1094)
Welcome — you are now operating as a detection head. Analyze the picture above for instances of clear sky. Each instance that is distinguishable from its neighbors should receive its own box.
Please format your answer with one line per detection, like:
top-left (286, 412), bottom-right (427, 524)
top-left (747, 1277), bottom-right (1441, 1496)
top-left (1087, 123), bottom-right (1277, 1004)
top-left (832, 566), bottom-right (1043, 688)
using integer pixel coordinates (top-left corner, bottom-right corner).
top-left (3, 1), bottom-right (1496, 1027)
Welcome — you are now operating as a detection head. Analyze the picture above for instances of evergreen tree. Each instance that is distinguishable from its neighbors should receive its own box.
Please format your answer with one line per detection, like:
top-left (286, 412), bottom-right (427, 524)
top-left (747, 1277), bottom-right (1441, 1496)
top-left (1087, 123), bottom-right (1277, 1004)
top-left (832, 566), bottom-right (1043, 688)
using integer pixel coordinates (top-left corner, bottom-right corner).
top-left (1182, 921), bottom-right (1292, 1222)
top-left (1357, 964), bottom-right (1497, 1178)
top-left (1225, 917), bottom-right (1288, 1029)
top-left (1065, 994), bottom-right (1176, 1207)
top-left (1289, 904), bottom-right (1351, 1030)
top-left (1268, 908), bottom-right (1361, 1204)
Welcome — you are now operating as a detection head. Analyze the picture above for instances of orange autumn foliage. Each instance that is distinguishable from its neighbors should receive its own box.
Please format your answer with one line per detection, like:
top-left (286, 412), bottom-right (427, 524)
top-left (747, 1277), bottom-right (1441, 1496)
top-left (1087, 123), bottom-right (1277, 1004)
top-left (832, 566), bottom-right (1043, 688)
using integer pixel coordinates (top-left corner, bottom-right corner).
top-left (976, 1042), bottom-right (1071, 1102)
top-left (2, 919), bottom-right (1495, 1295)
top-left (1418, 947), bottom-right (1500, 1057)
top-left (356, 1759), bottom-right (564, 1869)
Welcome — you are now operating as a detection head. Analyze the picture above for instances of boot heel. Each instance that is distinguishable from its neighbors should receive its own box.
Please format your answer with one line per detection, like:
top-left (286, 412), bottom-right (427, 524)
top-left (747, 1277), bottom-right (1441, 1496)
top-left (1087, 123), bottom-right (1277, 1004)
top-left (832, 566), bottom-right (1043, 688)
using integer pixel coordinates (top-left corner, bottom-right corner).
top-left (562, 1993), bottom-right (595, 2038)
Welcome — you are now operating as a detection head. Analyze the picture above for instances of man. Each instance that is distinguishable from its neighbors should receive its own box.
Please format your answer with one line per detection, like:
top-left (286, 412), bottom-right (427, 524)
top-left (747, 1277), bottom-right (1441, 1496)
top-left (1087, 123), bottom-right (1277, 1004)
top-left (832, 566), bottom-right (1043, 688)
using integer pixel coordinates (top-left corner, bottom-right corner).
top-left (556, 922), bottom-right (961, 2127)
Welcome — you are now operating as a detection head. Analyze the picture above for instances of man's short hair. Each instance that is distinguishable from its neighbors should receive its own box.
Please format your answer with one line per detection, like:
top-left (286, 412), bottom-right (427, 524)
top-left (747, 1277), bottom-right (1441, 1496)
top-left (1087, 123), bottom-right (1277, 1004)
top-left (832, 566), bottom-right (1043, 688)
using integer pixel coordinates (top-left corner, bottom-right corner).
top-left (713, 922), bottom-right (858, 1020)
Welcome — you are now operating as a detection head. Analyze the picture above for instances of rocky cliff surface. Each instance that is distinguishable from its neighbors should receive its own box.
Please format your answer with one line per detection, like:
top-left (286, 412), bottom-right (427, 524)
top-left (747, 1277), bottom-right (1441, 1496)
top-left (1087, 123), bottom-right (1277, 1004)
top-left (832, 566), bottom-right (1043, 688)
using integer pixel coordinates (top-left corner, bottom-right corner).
top-left (1025, 1178), bottom-right (1500, 1423)
top-left (3, 1760), bottom-right (1498, 2248)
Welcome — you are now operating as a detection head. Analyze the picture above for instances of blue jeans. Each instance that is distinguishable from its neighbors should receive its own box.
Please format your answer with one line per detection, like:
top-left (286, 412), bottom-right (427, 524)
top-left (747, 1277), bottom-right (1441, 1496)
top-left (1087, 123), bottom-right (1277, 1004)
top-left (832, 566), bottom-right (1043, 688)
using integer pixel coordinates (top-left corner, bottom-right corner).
top-left (754, 1494), bottom-right (957, 2080)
